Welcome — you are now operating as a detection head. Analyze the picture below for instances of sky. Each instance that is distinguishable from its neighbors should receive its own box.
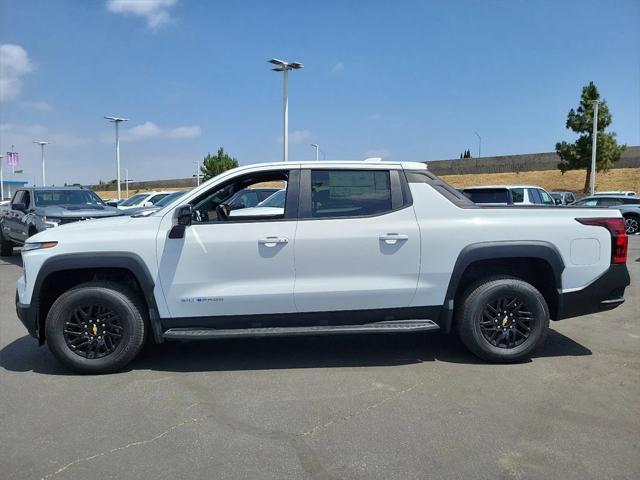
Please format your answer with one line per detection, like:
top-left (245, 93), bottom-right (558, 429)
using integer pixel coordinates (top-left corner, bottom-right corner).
top-left (0, 0), bottom-right (639, 186)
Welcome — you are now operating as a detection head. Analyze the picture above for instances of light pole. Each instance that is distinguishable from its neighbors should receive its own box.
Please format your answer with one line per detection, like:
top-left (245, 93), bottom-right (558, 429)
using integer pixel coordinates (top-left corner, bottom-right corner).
top-left (474, 131), bottom-right (482, 164)
top-left (0, 155), bottom-right (4, 200)
top-left (32, 141), bottom-right (49, 186)
top-left (590, 100), bottom-right (600, 196)
top-left (193, 160), bottom-right (201, 186)
top-left (310, 143), bottom-right (320, 161)
top-left (104, 116), bottom-right (129, 201)
top-left (268, 58), bottom-right (303, 162)
top-left (125, 168), bottom-right (130, 198)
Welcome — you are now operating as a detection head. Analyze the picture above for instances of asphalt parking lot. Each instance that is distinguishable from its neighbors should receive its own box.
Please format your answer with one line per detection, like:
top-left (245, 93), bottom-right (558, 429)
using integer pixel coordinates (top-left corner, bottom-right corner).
top-left (0, 238), bottom-right (638, 480)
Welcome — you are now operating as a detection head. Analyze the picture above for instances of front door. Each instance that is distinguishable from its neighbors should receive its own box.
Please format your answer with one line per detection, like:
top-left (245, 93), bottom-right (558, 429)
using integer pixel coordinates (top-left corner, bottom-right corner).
top-left (157, 168), bottom-right (299, 319)
top-left (293, 168), bottom-right (420, 313)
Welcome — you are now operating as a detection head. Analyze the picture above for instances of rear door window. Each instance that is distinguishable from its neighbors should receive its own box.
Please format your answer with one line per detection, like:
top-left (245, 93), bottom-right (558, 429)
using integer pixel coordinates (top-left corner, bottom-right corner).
top-left (310, 170), bottom-right (392, 218)
top-left (597, 198), bottom-right (623, 206)
top-left (528, 189), bottom-right (542, 204)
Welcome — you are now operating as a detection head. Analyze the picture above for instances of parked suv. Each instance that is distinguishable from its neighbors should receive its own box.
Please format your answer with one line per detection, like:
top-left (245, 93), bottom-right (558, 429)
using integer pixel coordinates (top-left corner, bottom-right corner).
top-left (549, 191), bottom-right (576, 205)
top-left (462, 185), bottom-right (556, 206)
top-left (570, 195), bottom-right (640, 234)
top-left (1, 187), bottom-right (122, 256)
top-left (15, 162), bottom-right (630, 373)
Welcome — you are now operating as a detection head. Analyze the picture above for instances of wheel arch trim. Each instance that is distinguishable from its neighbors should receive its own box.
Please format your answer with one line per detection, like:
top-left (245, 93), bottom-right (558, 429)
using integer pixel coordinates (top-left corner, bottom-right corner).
top-left (33, 252), bottom-right (163, 344)
top-left (439, 241), bottom-right (565, 332)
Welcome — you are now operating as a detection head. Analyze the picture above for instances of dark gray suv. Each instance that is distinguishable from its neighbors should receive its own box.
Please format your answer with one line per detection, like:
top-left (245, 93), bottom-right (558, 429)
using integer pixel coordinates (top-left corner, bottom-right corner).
top-left (0, 187), bottom-right (122, 256)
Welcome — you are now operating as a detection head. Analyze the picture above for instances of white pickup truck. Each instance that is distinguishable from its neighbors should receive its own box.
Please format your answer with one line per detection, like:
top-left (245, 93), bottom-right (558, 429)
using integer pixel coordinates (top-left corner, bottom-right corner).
top-left (15, 161), bottom-right (631, 373)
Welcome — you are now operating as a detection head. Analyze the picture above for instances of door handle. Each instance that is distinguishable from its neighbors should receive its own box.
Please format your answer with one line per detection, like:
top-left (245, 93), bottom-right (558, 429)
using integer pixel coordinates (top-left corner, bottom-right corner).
top-left (258, 236), bottom-right (289, 247)
top-left (379, 233), bottom-right (408, 245)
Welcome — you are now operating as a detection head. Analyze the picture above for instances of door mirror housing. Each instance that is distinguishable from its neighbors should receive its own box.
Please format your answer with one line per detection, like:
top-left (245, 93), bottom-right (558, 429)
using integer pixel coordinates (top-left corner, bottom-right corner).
top-left (176, 204), bottom-right (192, 226)
top-left (169, 204), bottom-right (193, 239)
top-left (12, 202), bottom-right (26, 212)
top-left (554, 198), bottom-right (562, 205)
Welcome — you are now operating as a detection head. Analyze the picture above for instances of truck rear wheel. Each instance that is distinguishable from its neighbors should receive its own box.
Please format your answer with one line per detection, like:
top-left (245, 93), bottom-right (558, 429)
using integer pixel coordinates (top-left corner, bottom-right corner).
top-left (456, 276), bottom-right (549, 363)
top-left (45, 282), bottom-right (146, 374)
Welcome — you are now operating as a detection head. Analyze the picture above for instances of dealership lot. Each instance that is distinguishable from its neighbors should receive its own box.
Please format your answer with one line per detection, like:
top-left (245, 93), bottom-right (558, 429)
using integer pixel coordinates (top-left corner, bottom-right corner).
top-left (0, 238), bottom-right (638, 480)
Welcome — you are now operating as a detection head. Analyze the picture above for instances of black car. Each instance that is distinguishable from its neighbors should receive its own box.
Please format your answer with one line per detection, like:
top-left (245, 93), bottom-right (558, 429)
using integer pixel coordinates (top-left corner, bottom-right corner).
top-left (0, 187), bottom-right (122, 256)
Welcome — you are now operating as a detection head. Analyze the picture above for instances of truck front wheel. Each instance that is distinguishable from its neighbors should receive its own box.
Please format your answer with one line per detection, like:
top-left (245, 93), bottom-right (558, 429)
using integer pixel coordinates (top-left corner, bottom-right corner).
top-left (456, 276), bottom-right (549, 363)
top-left (45, 282), bottom-right (146, 374)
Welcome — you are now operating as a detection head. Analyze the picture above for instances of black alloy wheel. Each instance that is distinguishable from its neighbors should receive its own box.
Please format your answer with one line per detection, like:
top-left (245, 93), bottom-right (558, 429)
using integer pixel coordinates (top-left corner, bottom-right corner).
top-left (63, 303), bottom-right (124, 359)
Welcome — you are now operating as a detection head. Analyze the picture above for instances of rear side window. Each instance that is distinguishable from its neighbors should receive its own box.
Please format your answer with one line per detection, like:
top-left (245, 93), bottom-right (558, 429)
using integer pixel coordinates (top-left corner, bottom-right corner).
top-left (511, 188), bottom-right (524, 203)
top-left (310, 170), bottom-right (391, 218)
top-left (462, 188), bottom-right (510, 204)
top-left (528, 189), bottom-right (542, 204)
top-left (597, 198), bottom-right (623, 206)
top-left (622, 197), bottom-right (640, 204)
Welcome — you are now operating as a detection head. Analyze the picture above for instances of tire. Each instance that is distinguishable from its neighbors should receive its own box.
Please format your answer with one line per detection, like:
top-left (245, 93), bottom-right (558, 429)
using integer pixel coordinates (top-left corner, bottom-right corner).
top-left (456, 276), bottom-right (549, 363)
top-left (45, 282), bottom-right (146, 374)
top-left (624, 215), bottom-right (639, 235)
top-left (0, 226), bottom-right (13, 257)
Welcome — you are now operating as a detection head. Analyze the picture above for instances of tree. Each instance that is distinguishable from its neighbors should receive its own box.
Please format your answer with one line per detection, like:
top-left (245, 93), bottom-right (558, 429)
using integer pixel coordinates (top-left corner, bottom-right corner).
top-left (459, 149), bottom-right (472, 158)
top-left (556, 82), bottom-right (626, 193)
top-left (200, 147), bottom-right (239, 180)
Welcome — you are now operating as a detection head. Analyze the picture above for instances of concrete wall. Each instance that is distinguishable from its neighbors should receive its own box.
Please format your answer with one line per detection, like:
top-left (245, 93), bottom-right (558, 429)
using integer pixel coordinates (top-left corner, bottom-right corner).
top-left (86, 146), bottom-right (640, 192)
top-left (426, 145), bottom-right (640, 176)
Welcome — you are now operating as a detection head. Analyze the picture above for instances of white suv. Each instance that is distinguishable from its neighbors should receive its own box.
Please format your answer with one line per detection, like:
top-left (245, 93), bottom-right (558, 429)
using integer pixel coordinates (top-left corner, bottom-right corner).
top-left (14, 161), bottom-right (630, 373)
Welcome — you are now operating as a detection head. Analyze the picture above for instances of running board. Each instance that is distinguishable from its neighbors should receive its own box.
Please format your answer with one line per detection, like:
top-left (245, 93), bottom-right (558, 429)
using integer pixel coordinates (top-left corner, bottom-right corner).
top-left (162, 319), bottom-right (439, 340)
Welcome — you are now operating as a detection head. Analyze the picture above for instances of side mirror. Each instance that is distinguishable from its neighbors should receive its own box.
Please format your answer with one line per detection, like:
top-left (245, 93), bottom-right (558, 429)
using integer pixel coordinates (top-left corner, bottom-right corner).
top-left (554, 198), bottom-right (562, 205)
top-left (169, 204), bottom-right (192, 239)
top-left (12, 202), bottom-right (26, 212)
top-left (177, 204), bottom-right (192, 226)
top-left (142, 201), bottom-right (154, 207)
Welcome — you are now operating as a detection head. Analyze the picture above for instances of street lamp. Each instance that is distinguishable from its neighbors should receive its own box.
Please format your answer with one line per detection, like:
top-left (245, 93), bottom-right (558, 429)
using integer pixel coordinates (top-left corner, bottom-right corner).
top-left (310, 143), bottom-right (319, 161)
top-left (104, 116), bottom-right (129, 201)
top-left (32, 141), bottom-right (49, 186)
top-left (590, 100), bottom-right (600, 196)
top-left (193, 160), bottom-right (201, 186)
top-left (268, 58), bottom-right (304, 163)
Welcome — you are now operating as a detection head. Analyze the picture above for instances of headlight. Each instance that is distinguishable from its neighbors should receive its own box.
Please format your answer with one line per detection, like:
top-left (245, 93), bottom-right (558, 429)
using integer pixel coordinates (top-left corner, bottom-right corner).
top-left (43, 216), bottom-right (61, 228)
top-left (23, 241), bottom-right (58, 252)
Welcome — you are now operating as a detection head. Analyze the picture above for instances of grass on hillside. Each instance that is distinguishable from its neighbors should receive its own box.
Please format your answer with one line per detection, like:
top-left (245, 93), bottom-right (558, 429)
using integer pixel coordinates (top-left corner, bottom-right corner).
top-left (442, 168), bottom-right (640, 195)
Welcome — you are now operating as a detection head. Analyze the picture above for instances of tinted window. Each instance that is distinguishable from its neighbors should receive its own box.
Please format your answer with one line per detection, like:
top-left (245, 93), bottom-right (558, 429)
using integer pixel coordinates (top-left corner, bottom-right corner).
top-left (311, 170), bottom-right (392, 218)
top-left (12, 190), bottom-right (25, 206)
top-left (463, 188), bottom-right (510, 204)
top-left (119, 193), bottom-right (149, 206)
top-left (149, 194), bottom-right (170, 205)
top-left (597, 198), bottom-right (623, 206)
top-left (566, 193), bottom-right (575, 203)
top-left (538, 189), bottom-right (555, 205)
top-left (511, 188), bottom-right (524, 203)
top-left (622, 197), bottom-right (640, 204)
top-left (575, 198), bottom-right (598, 206)
top-left (34, 189), bottom-right (103, 206)
top-left (527, 189), bottom-right (541, 204)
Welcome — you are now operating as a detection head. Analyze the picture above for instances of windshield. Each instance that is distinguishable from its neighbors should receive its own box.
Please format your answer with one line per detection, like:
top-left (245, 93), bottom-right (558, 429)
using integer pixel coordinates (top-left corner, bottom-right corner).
top-left (34, 189), bottom-right (105, 207)
top-left (155, 191), bottom-right (186, 207)
top-left (119, 193), bottom-right (149, 206)
top-left (257, 189), bottom-right (286, 208)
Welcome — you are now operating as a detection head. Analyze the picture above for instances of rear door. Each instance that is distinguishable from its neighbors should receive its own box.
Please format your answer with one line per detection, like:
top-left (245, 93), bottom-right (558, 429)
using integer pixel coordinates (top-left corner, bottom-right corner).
top-left (293, 167), bottom-right (420, 313)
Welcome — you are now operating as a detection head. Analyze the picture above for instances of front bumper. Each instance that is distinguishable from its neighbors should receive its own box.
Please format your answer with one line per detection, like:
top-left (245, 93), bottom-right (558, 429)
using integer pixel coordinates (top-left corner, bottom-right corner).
top-left (556, 264), bottom-right (631, 320)
top-left (15, 291), bottom-right (39, 340)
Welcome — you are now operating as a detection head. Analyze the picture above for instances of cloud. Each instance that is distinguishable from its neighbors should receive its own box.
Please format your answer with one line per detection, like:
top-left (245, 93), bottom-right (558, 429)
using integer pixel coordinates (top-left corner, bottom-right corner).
top-left (106, 0), bottom-right (177, 29)
top-left (331, 62), bottom-right (344, 75)
top-left (364, 149), bottom-right (390, 159)
top-left (277, 129), bottom-right (313, 145)
top-left (0, 123), bottom-right (92, 148)
top-left (21, 100), bottom-right (52, 112)
top-left (123, 121), bottom-right (201, 141)
top-left (0, 44), bottom-right (33, 102)
top-left (167, 125), bottom-right (201, 139)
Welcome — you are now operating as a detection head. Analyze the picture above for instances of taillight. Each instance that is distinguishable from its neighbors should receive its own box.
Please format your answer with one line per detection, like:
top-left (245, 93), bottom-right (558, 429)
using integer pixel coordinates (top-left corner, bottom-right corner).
top-left (577, 217), bottom-right (628, 264)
